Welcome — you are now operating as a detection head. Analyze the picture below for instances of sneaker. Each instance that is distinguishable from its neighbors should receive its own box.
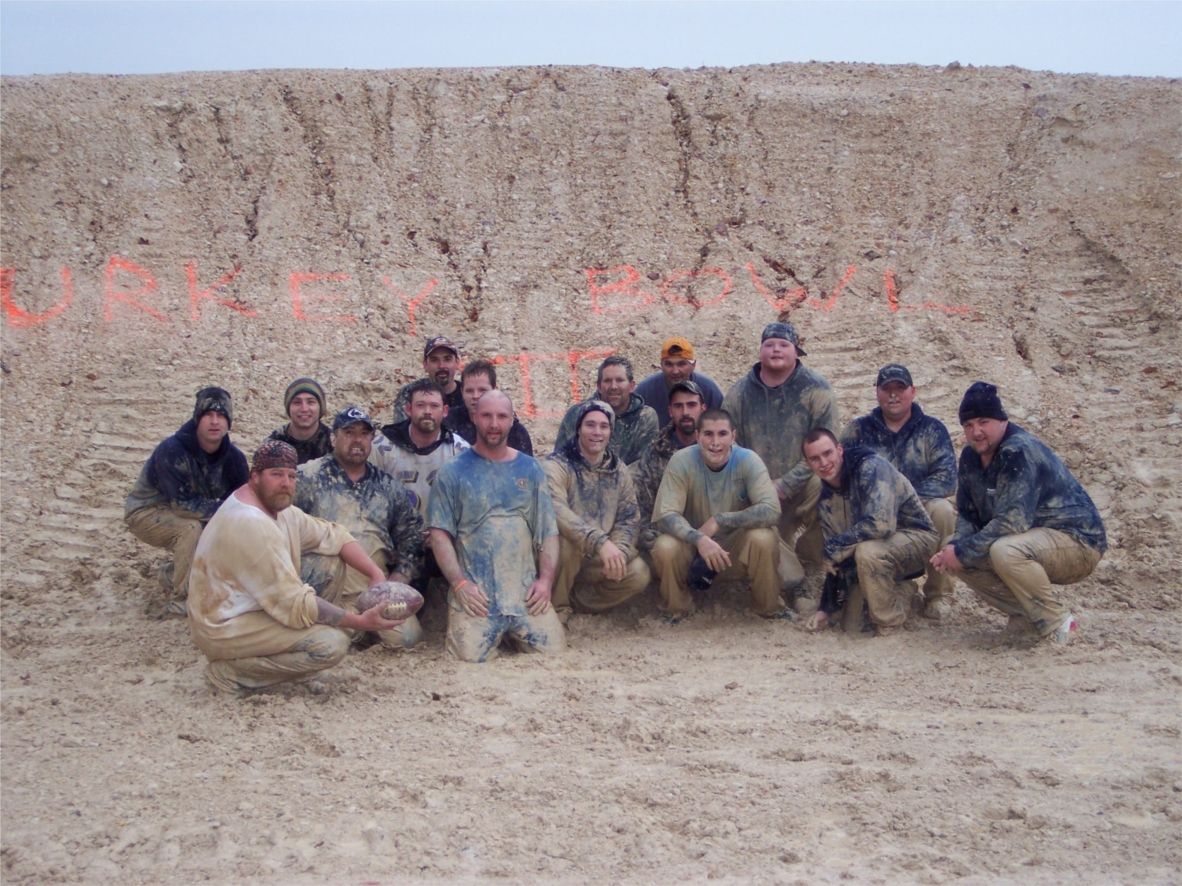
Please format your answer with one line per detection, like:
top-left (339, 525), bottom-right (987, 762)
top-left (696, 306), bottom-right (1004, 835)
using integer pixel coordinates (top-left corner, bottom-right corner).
top-left (660, 612), bottom-right (688, 626)
top-left (163, 599), bottom-right (187, 617)
top-left (924, 597), bottom-right (952, 621)
top-left (793, 590), bottom-right (820, 617)
top-left (763, 608), bottom-right (795, 621)
top-left (1051, 615), bottom-right (1078, 646)
top-left (874, 623), bottom-right (902, 638)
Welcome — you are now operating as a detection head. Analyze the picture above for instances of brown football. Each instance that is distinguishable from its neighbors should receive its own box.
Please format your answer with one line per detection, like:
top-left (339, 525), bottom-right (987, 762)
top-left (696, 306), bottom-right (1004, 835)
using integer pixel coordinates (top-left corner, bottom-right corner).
top-left (356, 581), bottom-right (424, 621)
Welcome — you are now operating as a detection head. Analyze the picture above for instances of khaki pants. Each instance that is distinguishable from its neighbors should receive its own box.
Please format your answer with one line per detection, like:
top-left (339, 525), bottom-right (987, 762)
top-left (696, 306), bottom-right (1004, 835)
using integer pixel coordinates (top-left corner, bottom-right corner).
top-left (841, 528), bottom-right (940, 628)
top-left (204, 627), bottom-right (350, 693)
top-left (957, 528), bottom-right (1102, 637)
top-left (125, 505), bottom-right (205, 600)
top-left (777, 475), bottom-right (823, 590)
top-left (446, 599), bottom-right (566, 663)
top-left (552, 538), bottom-right (652, 617)
top-left (304, 552), bottom-right (423, 650)
top-left (652, 528), bottom-right (782, 617)
top-left (922, 498), bottom-right (957, 603)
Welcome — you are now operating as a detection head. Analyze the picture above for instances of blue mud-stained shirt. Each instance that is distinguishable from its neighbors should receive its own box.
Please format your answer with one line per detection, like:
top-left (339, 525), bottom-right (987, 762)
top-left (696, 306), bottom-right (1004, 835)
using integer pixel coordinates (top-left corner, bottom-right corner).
top-left (952, 423), bottom-right (1107, 569)
top-left (428, 449), bottom-right (558, 617)
top-left (125, 419), bottom-right (249, 519)
top-left (840, 404), bottom-right (957, 501)
top-left (634, 370), bottom-right (725, 429)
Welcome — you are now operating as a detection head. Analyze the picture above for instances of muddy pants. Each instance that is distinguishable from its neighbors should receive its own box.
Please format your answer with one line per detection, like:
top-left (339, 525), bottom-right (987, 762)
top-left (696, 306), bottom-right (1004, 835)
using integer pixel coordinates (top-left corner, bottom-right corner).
top-left (839, 528), bottom-right (940, 628)
top-left (652, 528), bottom-right (782, 617)
top-left (956, 528), bottom-right (1102, 637)
top-left (777, 475), bottom-right (823, 590)
top-left (446, 596), bottom-right (566, 663)
top-left (921, 498), bottom-right (957, 603)
top-left (203, 627), bottom-right (350, 693)
top-left (303, 551), bottom-right (423, 650)
top-left (125, 505), bottom-right (204, 600)
top-left (552, 538), bottom-right (652, 617)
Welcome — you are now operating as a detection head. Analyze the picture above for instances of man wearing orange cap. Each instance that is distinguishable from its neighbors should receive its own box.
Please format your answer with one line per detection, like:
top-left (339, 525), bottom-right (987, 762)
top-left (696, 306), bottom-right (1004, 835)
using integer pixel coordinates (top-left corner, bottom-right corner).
top-left (634, 337), bottom-right (724, 429)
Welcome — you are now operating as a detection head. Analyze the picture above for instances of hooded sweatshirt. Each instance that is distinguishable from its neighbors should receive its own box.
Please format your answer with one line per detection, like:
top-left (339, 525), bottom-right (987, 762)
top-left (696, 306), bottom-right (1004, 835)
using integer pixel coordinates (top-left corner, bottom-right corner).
top-left (722, 361), bottom-right (839, 500)
top-left (840, 404), bottom-right (956, 500)
top-left (816, 446), bottom-right (936, 566)
top-left (952, 423), bottom-right (1107, 568)
top-left (555, 393), bottom-right (658, 467)
top-left (544, 436), bottom-right (642, 560)
top-left (125, 419), bottom-right (249, 519)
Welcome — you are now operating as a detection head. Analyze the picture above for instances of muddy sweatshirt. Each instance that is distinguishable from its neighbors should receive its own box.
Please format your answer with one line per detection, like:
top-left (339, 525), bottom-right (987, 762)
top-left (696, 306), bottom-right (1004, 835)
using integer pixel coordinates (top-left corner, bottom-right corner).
top-left (265, 422), bottom-right (333, 465)
top-left (295, 455), bottom-right (423, 591)
top-left (631, 423), bottom-right (696, 552)
top-left (125, 420), bottom-right (249, 520)
top-left (555, 393), bottom-right (658, 467)
top-left (840, 404), bottom-right (957, 501)
top-left (722, 361), bottom-right (840, 500)
top-left (652, 444), bottom-right (781, 548)
top-left (544, 439), bottom-right (642, 560)
top-left (952, 423), bottom-right (1107, 568)
top-left (817, 446), bottom-right (936, 566)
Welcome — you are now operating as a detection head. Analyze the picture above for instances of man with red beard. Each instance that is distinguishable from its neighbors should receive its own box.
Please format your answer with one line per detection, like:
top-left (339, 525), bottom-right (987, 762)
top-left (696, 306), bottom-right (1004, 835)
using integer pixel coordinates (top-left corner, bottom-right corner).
top-left (187, 440), bottom-right (405, 694)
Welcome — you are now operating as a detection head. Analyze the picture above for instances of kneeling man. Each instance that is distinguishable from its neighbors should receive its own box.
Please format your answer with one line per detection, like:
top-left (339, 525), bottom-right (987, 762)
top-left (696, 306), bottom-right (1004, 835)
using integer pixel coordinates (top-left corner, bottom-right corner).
top-left (187, 441), bottom-right (405, 693)
top-left (428, 391), bottom-right (565, 661)
top-left (803, 428), bottom-right (939, 635)
top-left (651, 409), bottom-right (789, 621)
top-left (545, 401), bottom-right (651, 624)
top-left (931, 382), bottom-right (1107, 644)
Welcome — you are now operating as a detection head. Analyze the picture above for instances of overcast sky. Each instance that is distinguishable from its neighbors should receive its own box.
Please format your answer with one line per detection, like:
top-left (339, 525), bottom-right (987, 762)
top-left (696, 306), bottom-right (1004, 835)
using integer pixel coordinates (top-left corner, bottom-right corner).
top-left (1, 1), bottom-right (1179, 78)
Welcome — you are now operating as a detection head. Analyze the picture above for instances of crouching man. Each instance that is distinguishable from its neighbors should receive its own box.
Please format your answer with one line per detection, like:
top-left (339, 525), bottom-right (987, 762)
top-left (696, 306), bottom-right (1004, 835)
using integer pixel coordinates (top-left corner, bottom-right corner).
top-left (545, 401), bottom-right (651, 625)
top-left (187, 441), bottom-right (405, 694)
top-left (650, 409), bottom-right (790, 622)
top-left (930, 382), bottom-right (1107, 645)
top-left (803, 428), bottom-right (939, 636)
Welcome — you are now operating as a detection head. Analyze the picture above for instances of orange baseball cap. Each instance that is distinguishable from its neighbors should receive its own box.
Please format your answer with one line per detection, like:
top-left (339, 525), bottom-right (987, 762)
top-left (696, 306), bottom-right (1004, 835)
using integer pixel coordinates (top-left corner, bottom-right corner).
top-left (661, 337), bottom-right (695, 361)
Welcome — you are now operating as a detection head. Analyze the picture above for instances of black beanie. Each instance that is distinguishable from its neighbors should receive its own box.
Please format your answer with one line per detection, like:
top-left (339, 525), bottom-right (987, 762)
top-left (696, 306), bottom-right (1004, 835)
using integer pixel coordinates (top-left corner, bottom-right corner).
top-left (194, 386), bottom-right (233, 429)
top-left (958, 382), bottom-right (1008, 424)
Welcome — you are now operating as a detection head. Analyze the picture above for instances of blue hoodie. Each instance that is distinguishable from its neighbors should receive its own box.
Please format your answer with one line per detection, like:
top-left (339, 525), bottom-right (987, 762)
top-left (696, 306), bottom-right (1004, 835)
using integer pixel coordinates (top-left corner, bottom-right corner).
top-left (125, 420), bottom-right (248, 519)
top-left (840, 404), bottom-right (956, 501)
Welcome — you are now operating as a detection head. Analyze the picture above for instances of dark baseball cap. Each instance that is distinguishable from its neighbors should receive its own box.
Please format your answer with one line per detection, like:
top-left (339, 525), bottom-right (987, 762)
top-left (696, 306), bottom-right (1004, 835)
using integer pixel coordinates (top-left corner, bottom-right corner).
top-left (760, 321), bottom-right (807, 356)
top-left (332, 406), bottom-right (376, 432)
top-left (669, 379), bottom-right (705, 402)
top-left (876, 364), bottom-right (914, 388)
top-left (423, 336), bottom-right (458, 360)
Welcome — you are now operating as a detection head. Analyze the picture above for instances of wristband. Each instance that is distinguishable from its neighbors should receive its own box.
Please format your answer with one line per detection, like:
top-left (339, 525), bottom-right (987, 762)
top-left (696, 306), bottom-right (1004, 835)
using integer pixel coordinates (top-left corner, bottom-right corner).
top-left (453, 579), bottom-right (470, 594)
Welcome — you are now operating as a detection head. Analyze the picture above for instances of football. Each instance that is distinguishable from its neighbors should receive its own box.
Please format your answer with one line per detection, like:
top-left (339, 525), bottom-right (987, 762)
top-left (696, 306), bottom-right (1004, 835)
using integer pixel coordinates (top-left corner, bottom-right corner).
top-left (357, 581), bottom-right (424, 621)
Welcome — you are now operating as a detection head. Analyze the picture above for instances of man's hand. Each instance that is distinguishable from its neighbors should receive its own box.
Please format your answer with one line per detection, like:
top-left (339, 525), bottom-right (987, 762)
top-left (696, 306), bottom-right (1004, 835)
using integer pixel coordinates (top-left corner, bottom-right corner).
top-left (525, 578), bottom-right (553, 616)
top-left (350, 604), bottom-right (409, 633)
top-left (598, 540), bottom-right (627, 582)
top-left (695, 535), bottom-right (732, 573)
top-left (823, 560), bottom-right (840, 576)
top-left (930, 545), bottom-right (963, 574)
top-left (454, 580), bottom-right (490, 617)
top-left (387, 571), bottom-right (411, 586)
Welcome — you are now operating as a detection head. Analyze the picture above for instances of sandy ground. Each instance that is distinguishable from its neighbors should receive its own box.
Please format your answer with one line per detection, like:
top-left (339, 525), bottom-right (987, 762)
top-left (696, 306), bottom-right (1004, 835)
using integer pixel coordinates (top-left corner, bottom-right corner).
top-left (2, 63), bottom-right (1180, 883)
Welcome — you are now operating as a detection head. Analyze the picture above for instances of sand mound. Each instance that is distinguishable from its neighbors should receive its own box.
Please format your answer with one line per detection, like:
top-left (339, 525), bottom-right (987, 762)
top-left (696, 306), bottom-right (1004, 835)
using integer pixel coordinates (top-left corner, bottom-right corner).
top-left (2, 64), bottom-right (1179, 883)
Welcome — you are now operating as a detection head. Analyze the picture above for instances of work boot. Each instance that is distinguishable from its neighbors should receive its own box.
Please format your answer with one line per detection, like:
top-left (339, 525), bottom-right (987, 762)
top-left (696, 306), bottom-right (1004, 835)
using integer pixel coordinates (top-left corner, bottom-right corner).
top-left (924, 597), bottom-right (952, 621)
top-left (1050, 615), bottom-right (1079, 646)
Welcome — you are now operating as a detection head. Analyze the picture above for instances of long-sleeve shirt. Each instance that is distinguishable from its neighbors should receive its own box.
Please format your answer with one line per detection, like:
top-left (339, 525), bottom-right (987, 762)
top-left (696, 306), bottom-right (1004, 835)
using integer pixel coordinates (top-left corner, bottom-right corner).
top-left (125, 419), bottom-right (249, 520)
top-left (652, 444), bottom-right (780, 547)
top-left (722, 361), bottom-right (839, 500)
top-left (631, 423), bottom-right (696, 551)
top-left (840, 404), bottom-right (957, 501)
top-left (544, 440), bottom-right (642, 560)
top-left (187, 494), bottom-right (355, 660)
top-left (555, 393), bottom-right (658, 467)
top-left (817, 447), bottom-right (936, 565)
top-left (265, 422), bottom-right (333, 465)
top-left (294, 456), bottom-right (423, 595)
top-left (634, 370), bottom-right (724, 428)
top-left (952, 423), bottom-right (1107, 568)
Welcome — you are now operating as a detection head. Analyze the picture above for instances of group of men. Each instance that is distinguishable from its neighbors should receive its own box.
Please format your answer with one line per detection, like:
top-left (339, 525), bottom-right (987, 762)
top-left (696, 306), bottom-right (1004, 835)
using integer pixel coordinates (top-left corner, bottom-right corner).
top-left (125, 324), bottom-right (1107, 694)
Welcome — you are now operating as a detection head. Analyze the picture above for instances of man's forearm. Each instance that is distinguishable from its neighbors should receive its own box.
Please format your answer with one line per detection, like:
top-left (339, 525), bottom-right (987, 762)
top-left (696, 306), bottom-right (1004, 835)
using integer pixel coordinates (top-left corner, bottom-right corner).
top-left (429, 529), bottom-right (466, 587)
top-left (315, 597), bottom-right (349, 626)
top-left (537, 535), bottom-right (559, 584)
top-left (339, 540), bottom-right (385, 584)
